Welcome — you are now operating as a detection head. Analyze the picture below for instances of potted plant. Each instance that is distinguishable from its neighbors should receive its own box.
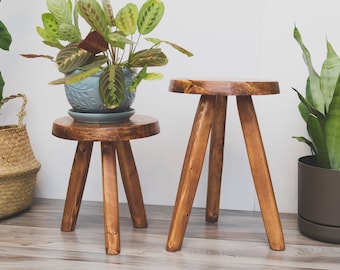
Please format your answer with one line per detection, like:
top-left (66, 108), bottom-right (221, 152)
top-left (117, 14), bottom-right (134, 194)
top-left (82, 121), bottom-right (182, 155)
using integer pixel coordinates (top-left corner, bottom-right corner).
top-left (293, 25), bottom-right (340, 243)
top-left (0, 12), bottom-right (40, 218)
top-left (22, 0), bottom-right (193, 122)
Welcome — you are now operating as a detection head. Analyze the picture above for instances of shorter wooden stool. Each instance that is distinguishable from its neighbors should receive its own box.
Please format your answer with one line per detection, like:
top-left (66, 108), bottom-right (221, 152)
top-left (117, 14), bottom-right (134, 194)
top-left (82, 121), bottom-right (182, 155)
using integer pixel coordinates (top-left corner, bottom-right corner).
top-left (52, 115), bottom-right (160, 255)
top-left (166, 79), bottom-right (285, 252)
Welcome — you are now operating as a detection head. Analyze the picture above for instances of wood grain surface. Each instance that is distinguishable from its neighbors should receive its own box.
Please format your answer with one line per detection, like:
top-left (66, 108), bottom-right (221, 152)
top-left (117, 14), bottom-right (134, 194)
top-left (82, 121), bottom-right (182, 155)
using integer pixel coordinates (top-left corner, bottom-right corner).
top-left (169, 79), bottom-right (280, 96)
top-left (0, 199), bottom-right (340, 269)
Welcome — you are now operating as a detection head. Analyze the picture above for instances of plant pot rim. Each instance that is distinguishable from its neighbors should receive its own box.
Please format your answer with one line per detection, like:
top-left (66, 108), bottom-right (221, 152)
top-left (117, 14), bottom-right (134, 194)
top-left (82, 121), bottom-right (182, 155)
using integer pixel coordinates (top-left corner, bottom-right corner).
top-left (298, 155), bottom-right (340, 173)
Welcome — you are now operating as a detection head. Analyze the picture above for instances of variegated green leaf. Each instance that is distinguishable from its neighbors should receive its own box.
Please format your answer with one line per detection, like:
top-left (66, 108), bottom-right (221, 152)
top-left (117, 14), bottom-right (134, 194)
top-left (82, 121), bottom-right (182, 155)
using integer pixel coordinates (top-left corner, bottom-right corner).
top-left (49, 67), bottom-right (101, 85)
top-left (99, 65), bottom-right (125, 108)
top-left (36, 26), bottom-right (64, 49)
top-left (294, 26), bottom-right (324, 114)
top-left (325, 74), bottom-right (340, 169)
top-left (129, 66), bottom-right (147, 91)
top-left (320, 41), bottom-right (340, 113)
top-left (102, 0), bottom-right (115, 27)
top-left (115, 3), bottom-right (138, 35)
top-left (41, 13), bottom-right (59, 39)
top-left (57, 22), bottom-right (81, 42)
top-left (106, 31), bottom-right (133, 50)
top-left (138, 0), bottom-right (164, 35)
top-left (56, 42), bottom-right (94, 73)
top-left (145, 37), bottom-right (193, 57)
top-left (46, 0), bottom-right (72, 24)
top-left (128, 48), bottom-right (168, 67)
top-left (144, 72), bottom-right (163, 80)
top-left (78, 0), bottom-right (109, 38)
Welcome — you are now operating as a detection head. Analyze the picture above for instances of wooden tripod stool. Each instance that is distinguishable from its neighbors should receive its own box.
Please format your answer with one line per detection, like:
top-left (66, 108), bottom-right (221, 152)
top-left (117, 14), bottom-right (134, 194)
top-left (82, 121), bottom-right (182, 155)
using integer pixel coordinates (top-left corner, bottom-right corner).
top-left (52, 115), bottom-right (160, 255)
top-left (166, 79), bottom-right (285, 252)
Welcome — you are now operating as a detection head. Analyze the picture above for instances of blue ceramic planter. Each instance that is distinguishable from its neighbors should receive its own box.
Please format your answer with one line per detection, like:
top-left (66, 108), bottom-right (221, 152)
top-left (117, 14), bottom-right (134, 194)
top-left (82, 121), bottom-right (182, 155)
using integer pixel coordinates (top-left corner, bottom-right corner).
top-left (65, 68), bottom-right (137, 113)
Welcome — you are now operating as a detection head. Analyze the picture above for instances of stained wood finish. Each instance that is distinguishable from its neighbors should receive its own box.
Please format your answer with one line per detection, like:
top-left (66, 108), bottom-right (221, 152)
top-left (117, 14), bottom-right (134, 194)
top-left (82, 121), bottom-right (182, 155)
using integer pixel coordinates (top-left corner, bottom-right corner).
top-left (1, 199), bottom-right (340, 269)
top-left (237, 96), bottom-right (285, 251)
top-left (166, 95), bottom-right (215, 252)
top-left (61, 141), bottom-right (93, 232)
top-left (101, 142), bottom-right (120, 255)
top-left (116, 141), bottom-right (147, 228)
top-left (206, 95), bottom-right (227, 222)
top-left (167, 79), bottom-right (285, 252)
top-left (169, 79), bottom-right (280, 96)
top-left (52, 115), bottom-right (160, 255)
top-left (52, 115), bottom-right (160, 141)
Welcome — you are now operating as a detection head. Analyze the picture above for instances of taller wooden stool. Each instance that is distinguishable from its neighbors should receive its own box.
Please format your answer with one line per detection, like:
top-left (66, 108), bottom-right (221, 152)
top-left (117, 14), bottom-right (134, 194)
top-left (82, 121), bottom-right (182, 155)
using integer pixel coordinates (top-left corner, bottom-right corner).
top-left (52, 115), bottom-right (160, 255)
top-left (166, 79), bottom-right (285, 252)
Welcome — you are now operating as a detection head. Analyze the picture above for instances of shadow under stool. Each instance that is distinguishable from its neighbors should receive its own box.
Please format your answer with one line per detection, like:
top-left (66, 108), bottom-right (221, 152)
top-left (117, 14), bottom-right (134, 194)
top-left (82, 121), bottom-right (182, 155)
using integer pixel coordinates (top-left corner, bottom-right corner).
top-left (166, 79), bottom-right (285, 252)
top-left (52, 115), bottom-right (160, 255)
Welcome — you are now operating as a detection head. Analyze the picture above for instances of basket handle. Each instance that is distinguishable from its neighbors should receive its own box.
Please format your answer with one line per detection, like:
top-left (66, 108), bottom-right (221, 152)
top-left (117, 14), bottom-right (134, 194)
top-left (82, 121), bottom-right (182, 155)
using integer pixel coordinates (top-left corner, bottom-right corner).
top-left (0, 93), bottom-right (28, 126)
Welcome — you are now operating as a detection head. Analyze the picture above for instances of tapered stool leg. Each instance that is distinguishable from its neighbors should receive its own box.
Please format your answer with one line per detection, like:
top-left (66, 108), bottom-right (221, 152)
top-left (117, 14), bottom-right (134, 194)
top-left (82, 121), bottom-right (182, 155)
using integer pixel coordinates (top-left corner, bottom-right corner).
top-left (116, 140), bottom-right (147, 228)
top-left (61, 141), bottom-right (93, 232)
top-left (101, 142), bottom-right (120, 255)
top-left (166, 95), bottom-right (215, 252)
top-left (237, 96), bottom-right (285, 251)
top-left (206, 96), bottom-right (227, 222)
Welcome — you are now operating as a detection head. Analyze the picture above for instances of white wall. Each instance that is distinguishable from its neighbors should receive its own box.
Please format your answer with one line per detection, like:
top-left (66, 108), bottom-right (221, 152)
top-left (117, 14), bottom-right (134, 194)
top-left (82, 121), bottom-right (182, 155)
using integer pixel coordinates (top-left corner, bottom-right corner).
top-left (0, 0), bottom-right (339, 214)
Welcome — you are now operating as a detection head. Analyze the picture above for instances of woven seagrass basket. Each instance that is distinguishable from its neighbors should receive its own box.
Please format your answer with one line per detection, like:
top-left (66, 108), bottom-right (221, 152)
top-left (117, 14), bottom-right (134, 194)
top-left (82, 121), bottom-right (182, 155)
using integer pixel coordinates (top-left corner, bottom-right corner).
top-left (0, 94), bottom-right (40, 218)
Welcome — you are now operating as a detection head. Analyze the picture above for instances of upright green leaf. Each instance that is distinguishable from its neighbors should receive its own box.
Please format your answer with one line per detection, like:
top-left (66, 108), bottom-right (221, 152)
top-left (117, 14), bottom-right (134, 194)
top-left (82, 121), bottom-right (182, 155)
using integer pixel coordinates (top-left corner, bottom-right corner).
top-left (102, 0), bottom-right (115, 26)
top-left (78, 0), bottom-right (109, 38)
top-left (138, 0), bottom-right (164, 35)
top-left (99, 65), bottom-right (125, 108)
top-left (294, 26), bottom-right (324, 114)
top-left (115, 3), bottom-right (138, 35)
top-left (41, 13), bottom-right (59, 39)
top-left (57, 22), bottom-right (82, 42)
top-left (325, 74), bottom-right (340, 169)
top-left (320, 41), bottom-right (340, 113)
top-left (307, 114), bottom-right (330, 168)
top-left (46, 0), bottom-right (72, 24)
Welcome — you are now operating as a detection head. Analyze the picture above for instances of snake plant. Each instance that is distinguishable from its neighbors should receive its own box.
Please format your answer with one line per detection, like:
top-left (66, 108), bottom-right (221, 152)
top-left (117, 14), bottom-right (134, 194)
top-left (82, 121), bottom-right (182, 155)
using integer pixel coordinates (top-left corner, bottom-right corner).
top-left (293, 26), bottom-right (340, 170)
top-left (22, 0), bottom-right (192, 109)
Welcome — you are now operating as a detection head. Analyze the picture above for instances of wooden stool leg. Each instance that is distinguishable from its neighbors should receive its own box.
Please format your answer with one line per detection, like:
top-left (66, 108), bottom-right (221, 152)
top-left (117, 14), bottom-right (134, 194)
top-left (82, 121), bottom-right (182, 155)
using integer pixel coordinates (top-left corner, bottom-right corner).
top-left (166, 95), bottom-right (215, 252)
top-left (61, 141), bottom-right (93, 232)
top-left (101, 142), bottom-right (120, 255)
top-left (237, 96), bottom-right (285, 251)
top-left (206, 96), bottom-right (227, 222)
top-left (116, 140), bottom-right (147, 228)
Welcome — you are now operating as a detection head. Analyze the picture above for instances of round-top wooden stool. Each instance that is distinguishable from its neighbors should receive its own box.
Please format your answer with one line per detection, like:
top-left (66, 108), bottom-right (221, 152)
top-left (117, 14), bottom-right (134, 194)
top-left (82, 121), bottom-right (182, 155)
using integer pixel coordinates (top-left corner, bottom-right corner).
top-left (52, 115), bottom-right (160, 255)
top-left (166, 79), bottom-right (285, 252)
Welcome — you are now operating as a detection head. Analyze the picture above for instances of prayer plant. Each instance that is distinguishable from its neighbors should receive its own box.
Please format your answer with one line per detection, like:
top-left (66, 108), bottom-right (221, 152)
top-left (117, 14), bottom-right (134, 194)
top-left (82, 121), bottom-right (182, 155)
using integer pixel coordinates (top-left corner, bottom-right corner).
top-left (22, 0), bottom-right (192, 109)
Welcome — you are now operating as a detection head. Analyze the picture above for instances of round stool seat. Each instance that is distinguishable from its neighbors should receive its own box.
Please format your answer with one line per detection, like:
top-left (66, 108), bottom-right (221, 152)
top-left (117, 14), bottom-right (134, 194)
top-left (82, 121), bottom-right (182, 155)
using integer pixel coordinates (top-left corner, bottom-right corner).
top-left (169, 79), bottom-right (280, 96)
top-left (52, 115), bottom-right (160, 141)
